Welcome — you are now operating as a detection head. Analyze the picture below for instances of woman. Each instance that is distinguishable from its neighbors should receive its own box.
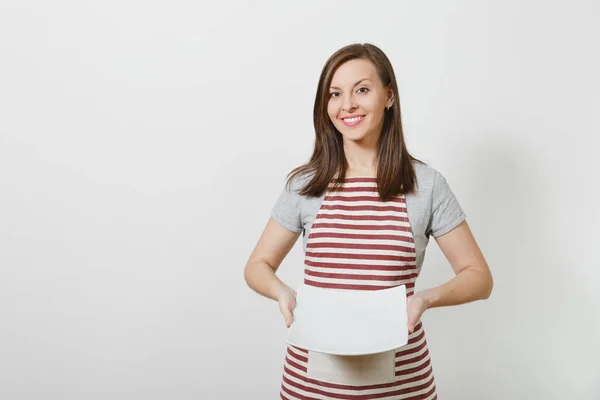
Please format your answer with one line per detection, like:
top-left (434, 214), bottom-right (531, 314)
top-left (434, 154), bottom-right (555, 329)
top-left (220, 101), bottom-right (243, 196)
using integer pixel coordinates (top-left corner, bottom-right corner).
top-left (244, 43), bottom-right (493, 399)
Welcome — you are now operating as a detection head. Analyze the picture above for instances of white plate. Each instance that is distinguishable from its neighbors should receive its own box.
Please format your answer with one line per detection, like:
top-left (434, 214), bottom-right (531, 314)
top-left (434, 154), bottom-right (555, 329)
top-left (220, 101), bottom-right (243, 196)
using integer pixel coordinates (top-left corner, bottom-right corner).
top-left (286, 283), bottom-right (408, 355)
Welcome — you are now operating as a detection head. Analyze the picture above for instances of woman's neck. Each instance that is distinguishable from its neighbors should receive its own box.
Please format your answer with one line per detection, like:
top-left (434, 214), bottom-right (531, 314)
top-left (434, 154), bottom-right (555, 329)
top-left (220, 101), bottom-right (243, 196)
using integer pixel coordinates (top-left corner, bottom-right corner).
top-left (343, 138), bottom-right (378, 177)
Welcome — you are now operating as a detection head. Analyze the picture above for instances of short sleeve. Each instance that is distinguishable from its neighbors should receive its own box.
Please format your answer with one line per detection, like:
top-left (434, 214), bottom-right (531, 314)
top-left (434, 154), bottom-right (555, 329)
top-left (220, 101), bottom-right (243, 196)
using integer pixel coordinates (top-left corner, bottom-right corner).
top-left (270, 178), bottom-right (303, 233)
top-left (427, 170), bottom-right (466, 238)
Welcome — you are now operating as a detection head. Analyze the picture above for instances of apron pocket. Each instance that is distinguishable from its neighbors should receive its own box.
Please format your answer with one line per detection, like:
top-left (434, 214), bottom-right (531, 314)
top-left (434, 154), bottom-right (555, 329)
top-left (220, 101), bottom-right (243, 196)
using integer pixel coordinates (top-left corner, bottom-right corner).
top-left (307, 349), bottom-right (396, 385)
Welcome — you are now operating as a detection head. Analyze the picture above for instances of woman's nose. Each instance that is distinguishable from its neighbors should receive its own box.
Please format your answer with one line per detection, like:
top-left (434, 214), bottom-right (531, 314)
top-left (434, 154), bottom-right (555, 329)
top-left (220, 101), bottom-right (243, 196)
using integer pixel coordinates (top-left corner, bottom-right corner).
top-left (342, 94), bottom-right (357, 112)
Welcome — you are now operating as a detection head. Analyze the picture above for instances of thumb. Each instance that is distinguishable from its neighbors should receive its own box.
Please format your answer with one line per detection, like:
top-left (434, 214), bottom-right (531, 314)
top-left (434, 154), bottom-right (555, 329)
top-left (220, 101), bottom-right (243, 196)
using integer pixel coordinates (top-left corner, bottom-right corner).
top-left (284, 310), bottom-right (293, 327)
top-left (407, 315), bottom-right (414, 333)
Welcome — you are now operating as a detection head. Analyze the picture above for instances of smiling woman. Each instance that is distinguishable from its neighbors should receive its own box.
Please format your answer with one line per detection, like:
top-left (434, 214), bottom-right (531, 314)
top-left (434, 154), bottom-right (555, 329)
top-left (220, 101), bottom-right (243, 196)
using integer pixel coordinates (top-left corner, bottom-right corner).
top-left (244, 43), bottom-right (493, 399)
top-left (328, 64), bottom-right (392, 143)
top-left (290, 43), bottom-right (419, 202)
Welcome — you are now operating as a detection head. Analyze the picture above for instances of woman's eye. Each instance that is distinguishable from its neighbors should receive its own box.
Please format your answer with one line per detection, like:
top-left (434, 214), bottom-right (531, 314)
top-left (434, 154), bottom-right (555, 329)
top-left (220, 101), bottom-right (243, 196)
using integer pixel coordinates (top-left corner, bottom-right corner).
top-left (357, 87), bottom-right (369, 94)
top-left (330, 92), bottom-right (340, 98)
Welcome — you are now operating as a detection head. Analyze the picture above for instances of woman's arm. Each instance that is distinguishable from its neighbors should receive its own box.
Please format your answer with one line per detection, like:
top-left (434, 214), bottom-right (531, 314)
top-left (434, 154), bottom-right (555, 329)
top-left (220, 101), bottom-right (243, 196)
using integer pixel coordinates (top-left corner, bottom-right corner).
top-left (421, 220), bottom-right (493, 307)
top-left (244, 218), bottom-right (301, 326)
top-left (407, 220), bottom-right (493, 331)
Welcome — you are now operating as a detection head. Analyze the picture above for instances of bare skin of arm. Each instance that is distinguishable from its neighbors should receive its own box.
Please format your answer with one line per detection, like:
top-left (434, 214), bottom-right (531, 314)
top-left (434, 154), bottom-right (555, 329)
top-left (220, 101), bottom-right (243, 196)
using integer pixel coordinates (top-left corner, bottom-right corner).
top-left (244, 218), bottom-right (301, 327)
top-left (245, 218), bottom-right (493, 331)
top-left (406, 220), bottom-right (493, 332)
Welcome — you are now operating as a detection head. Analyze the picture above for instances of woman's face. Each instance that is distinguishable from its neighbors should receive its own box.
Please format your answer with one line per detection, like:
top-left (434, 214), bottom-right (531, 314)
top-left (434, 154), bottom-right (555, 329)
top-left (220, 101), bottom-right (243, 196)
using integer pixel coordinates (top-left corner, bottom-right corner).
top-left (327, 58), bottom-right (393, 143)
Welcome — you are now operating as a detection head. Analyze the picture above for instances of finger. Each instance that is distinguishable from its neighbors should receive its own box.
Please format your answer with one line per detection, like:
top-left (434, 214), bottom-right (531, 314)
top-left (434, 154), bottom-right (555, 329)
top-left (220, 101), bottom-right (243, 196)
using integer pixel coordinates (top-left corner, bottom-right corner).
top-left (283, 310), bottom-right (292, 327)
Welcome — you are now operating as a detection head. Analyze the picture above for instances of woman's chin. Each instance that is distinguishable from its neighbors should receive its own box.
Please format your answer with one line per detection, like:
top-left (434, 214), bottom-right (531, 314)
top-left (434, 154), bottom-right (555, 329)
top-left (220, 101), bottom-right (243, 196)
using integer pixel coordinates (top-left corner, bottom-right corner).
top-left (340, 129), bottom-right (372, 142)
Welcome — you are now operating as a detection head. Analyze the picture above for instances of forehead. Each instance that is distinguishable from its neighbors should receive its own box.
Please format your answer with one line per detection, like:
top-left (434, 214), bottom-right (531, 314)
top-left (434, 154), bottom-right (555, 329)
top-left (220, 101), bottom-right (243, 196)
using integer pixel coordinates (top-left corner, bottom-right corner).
top-left (330, 58), bottom-right (379, 86)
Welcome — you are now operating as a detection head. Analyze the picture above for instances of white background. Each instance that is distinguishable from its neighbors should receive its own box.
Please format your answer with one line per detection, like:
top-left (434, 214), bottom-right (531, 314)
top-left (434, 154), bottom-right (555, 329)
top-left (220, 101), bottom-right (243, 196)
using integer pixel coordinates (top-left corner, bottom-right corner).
top-left (1, 1), bottom-right (599, 399)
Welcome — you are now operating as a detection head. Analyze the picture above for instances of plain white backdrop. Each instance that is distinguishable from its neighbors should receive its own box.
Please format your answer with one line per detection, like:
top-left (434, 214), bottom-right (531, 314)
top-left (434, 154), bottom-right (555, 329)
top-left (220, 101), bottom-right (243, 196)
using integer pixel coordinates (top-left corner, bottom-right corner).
top-left (1, 1), bottom-right (599, 399)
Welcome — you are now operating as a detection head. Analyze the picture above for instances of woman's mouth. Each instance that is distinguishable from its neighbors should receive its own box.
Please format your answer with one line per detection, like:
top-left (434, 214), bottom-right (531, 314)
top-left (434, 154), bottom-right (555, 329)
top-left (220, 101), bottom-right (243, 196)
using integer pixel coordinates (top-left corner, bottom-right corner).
top-left (340, 115), bottom-right (366, 127)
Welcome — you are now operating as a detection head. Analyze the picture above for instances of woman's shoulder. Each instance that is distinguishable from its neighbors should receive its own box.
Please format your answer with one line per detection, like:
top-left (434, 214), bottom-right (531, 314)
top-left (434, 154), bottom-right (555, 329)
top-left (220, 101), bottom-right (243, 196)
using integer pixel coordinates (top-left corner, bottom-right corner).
top-left (409, 159), bottom-right (461, 205)
top-left (286, 169), bottom-right (316, 193)
top-left (288, 162), bottom-right (441, 194)
top-left (410, 160), bottom-right (466, 236)
top-left (411, 159), bottom-right (439, 192)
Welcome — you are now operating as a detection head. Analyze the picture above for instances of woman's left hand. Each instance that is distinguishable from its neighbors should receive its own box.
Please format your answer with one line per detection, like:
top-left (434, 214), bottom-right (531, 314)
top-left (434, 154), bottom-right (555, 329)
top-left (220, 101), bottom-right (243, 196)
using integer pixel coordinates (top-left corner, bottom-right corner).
top-left (406, 293), bottom-right (429, 333)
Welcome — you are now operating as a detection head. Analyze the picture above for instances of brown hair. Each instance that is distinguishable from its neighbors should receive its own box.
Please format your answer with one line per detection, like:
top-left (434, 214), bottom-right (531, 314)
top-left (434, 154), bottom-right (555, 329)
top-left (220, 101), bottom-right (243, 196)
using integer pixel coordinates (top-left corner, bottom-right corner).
top-left (287, 43), bottom-right (423, 201)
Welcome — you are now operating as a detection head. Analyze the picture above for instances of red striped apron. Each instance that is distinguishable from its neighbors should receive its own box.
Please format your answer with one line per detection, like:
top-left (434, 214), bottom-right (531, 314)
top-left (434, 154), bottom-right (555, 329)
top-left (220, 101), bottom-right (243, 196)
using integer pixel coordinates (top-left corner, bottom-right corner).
top-left (280, 177), bottom-right (437, 400)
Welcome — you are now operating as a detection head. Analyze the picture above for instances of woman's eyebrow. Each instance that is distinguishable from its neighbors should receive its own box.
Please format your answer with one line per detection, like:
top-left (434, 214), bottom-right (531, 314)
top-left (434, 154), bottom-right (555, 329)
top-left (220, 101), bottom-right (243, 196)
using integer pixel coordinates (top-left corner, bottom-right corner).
top-left (330, 78), bottom-right (372, 90)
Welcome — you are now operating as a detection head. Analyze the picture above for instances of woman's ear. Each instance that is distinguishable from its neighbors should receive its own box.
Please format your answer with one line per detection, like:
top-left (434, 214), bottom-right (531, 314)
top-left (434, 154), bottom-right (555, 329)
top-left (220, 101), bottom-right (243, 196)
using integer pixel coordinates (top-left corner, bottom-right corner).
top-left (386, 87), bottom-right (395, 108)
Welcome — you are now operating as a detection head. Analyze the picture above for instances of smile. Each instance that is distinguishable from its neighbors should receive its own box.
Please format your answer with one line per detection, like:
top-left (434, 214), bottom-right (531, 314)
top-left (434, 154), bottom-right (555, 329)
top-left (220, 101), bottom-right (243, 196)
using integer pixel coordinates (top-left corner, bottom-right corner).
top-left (341, 115), bottom-right (365, 127)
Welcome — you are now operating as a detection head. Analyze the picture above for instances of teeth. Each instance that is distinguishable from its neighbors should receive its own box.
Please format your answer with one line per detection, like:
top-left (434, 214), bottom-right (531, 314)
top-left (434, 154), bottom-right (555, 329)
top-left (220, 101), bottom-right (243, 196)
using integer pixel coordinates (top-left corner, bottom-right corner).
top-left (344, 116), bottom-right (363, 123)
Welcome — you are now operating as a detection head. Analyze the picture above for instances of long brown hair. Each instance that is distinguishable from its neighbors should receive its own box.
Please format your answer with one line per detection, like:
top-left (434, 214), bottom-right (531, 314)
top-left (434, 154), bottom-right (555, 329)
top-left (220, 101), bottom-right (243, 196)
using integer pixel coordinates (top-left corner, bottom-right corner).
top-left (286, 43), bottom-right (422, 201)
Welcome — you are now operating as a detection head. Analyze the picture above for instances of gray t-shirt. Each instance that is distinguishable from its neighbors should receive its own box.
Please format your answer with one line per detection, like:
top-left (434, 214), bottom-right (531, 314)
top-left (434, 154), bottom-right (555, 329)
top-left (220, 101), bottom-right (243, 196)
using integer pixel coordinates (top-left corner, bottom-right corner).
top-left (270, 161), bottom-right (466, 274)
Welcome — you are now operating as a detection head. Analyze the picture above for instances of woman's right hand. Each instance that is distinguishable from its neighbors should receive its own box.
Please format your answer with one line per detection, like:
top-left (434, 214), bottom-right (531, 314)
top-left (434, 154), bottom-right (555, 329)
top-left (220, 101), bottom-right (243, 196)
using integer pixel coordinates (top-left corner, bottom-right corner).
top-left (277, 283), bottom-right (297, 328)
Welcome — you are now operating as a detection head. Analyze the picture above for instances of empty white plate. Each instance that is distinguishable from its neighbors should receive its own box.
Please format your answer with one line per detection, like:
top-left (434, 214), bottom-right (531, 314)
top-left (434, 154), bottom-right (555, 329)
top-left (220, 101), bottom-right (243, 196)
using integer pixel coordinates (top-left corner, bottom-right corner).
top-left (286, 283), bottom-right (408, 355)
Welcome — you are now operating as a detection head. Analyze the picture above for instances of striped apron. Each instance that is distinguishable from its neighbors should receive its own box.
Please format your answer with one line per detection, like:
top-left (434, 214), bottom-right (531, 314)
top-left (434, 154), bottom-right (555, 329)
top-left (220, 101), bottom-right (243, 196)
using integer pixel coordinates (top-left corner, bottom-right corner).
top-left (280, 177), bottom-right (437, 400)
